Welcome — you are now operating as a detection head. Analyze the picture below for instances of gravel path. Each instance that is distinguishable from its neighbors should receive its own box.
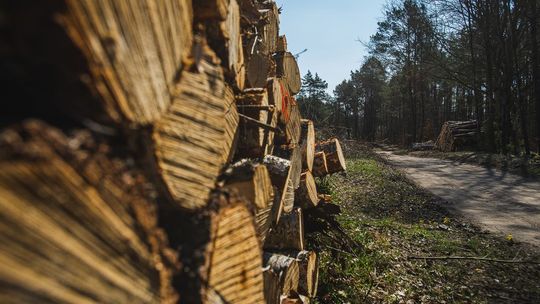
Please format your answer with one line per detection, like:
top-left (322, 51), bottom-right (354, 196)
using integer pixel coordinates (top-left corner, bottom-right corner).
top-left (376, 150), bottom-right (540, 247)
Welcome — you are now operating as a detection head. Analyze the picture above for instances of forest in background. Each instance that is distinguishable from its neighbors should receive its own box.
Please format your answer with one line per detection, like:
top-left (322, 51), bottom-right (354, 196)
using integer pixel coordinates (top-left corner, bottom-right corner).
top-left (298, 0), bottom-right (540, 155)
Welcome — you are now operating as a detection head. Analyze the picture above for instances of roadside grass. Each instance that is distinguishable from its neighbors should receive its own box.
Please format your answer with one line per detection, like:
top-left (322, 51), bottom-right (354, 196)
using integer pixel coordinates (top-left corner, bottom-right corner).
top-left (311, 142), bottom-right (540, 304)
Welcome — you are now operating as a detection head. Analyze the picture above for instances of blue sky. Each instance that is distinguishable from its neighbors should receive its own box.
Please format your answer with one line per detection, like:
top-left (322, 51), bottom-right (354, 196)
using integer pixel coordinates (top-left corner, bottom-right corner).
top-left (275, 0), bottom-right (388, 94)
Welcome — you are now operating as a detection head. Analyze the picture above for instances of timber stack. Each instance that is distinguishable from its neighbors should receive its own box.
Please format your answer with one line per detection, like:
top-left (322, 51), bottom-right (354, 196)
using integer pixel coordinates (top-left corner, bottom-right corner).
top-left (435, 120), bottom-right (478, 152)
top-left (0, 0), bottom-right (347, 303)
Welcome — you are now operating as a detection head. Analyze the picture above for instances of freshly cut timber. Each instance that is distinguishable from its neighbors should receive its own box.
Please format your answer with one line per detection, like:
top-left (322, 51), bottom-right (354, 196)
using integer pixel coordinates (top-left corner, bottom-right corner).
top-left (263, 155), bottom-right (296, 213)
top-left (205, 0), bottom-right (246, 90)
top-left (236, 89), bottom-right (278, 158)
top-left (295, 172), bottom-right (318, 209)
top-left (151, 51), bottom-right (239, 210)
top-left (264, 208), bottom-right (305, 251)
top-left (194, 0), bottom-right (229, 20)
top-left (203, 194), bottom-right (265, 304)
top-left (267, 78), bottom-right (284, 113)
top-left (296, 251), bottom-right (319, 298)
top-left (435, 120), bottom-right (478, 152)
top-left (257, 1), bottom-right (280, 55)
top-left (61, 0), bottom-right (193, 124)
top-left (312, 151), bottom-right (329, 177)
top-left (245, 52), bottom-right (272, 88)
top-left (224, 160), bottom-right (275, 243)
top-left (300, 120), bottom-right (315, 171)
top-left (263, 253), bottom-right (300, 303)
top-left (316, 138), bottom-right (346, 174)
top-left (275, 52), bottom-right (302, 95)
top-left (285, 102), bottom-right (302, 146)
top-left (0, 121), bottom-right (178, 303)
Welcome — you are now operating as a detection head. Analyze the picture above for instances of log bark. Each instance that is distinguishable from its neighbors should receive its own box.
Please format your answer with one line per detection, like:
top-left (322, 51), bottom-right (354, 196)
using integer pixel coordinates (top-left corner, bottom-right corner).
top-left (295, 172), bottom-right (318, 209)
top-left (263, 253), bottom-right (300, 303)
top-left (275, 52), bottom-right (302, 95)
top-left (296, 251), bottom-right (319, 298)
top-left (0, 121), bottom-right (178, 303)
top-left (316, 138), bottom-right (346, 174)
top-left (151, 51), bottom-right (239, 210)
top-left (62, 0), bottom-right (193, 124)
top-left (224, 160), bottom-right (275, 243)
top-left (264, 208), bottom-right (305, 251)
top-left (263, 155), bottom-right (295, 214)
top-left (312, 152), bottom-right (329, 177)
top-left (300, 120), bottom-right (315, 171)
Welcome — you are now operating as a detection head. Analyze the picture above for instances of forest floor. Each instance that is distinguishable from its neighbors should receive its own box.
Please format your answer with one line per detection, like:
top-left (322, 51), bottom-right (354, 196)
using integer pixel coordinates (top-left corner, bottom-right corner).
top-left (312, 142), bottom-right (540, 304)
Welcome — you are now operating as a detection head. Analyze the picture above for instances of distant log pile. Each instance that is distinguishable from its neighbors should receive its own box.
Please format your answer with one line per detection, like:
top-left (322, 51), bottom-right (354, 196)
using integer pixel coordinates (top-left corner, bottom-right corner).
top-left (0, 0), bottom-right (347, 303)
top-left (435, 120), bottom-right (478, 152)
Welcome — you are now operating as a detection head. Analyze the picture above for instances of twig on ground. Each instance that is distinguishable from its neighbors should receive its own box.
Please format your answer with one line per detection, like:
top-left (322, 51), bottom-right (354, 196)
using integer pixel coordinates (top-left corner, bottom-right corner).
top-left (408, 255), bottom-right (540, 264)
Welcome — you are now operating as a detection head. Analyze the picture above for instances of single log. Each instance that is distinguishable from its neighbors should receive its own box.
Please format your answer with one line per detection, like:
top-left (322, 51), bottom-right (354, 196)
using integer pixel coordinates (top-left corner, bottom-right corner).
top-left (264, 208), bottom-right (305, 251)
top-left (151, 51), bottom-right (239, 210)
top-left (245, 52), bottom-right (272, 88)
top-left (300, 120), bottom-right (315, 171)
top-left (286, 102), bottom-right (302, 146)
top-left (61, 0), bottom-right (193, 124)
top-left (206, 0), bottom-right (246, 90)
top-left (224, 160), bottom-right (275, 243)
top-left (296, 251), bottom-right (319, 298)
top-left (237, 89), bottom-right (279, 158)
top-left (267, 78), bottom-right (284, 114)
top-left (277, 35), bottom-right (288, 52)
top-left (275, 52), bottom-right (302, 95)
top-left (312, 152), bottom-right (329, 177)
top-left (0, 121), bottom-right (178, 303)
top-left (263, 155), bottom-right (296, 214)
top-left (316, 138), bottom-right (346, 174)
top-left (295, 172), bottom-right (318, 209)
top-left (263, 253), bottom-right (300, 303)
top-left (273, 144), bottom-right (303, 190)
top-left (204, 194), bottom-right (265, 304)
top-left (194, 0), bottom-right (229, 20)
top-left (257, 2), bottom-right (279, 55)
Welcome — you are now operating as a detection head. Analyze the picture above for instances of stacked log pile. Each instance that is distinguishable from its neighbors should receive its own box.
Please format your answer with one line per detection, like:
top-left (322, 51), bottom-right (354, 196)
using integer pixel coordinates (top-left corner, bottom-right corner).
top-left (435, 120), bottom-right (478, 152)
top-left (0, 1), bottom-right (347, 303)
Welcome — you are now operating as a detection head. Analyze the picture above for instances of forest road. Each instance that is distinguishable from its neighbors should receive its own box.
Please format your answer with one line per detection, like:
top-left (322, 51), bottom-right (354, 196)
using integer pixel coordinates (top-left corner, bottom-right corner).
top-left (376, 149), bottom-right (540, 248)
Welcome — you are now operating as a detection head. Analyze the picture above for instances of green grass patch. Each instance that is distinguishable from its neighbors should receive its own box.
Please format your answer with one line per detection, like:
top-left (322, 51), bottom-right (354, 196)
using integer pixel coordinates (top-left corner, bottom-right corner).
top-left (311, 142), bottom-right (540, 303)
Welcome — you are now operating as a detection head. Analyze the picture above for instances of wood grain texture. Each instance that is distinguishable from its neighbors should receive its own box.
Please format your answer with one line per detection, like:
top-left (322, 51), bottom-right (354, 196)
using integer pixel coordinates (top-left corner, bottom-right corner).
top-left (152, 51), bottom-right (239, 210)
top-left (61, 0), bottom-right (193, 124)
top-left (0, 121), bottom-right (177, 303)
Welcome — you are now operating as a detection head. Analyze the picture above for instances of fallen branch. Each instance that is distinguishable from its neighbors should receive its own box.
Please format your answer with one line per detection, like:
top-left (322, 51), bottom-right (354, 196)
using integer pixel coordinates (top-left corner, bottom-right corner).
top-left (408, 256), bottom-right (540, 265)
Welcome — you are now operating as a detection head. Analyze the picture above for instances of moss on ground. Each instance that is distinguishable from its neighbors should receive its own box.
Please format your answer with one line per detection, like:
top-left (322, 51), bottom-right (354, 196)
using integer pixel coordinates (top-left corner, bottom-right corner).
top-left (311, 142), bottom-right (540, 304)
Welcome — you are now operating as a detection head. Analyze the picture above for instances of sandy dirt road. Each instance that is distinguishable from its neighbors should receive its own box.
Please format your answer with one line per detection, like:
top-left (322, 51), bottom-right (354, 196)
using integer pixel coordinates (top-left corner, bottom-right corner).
top-left (376, 150), bottom-right (540, 247)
